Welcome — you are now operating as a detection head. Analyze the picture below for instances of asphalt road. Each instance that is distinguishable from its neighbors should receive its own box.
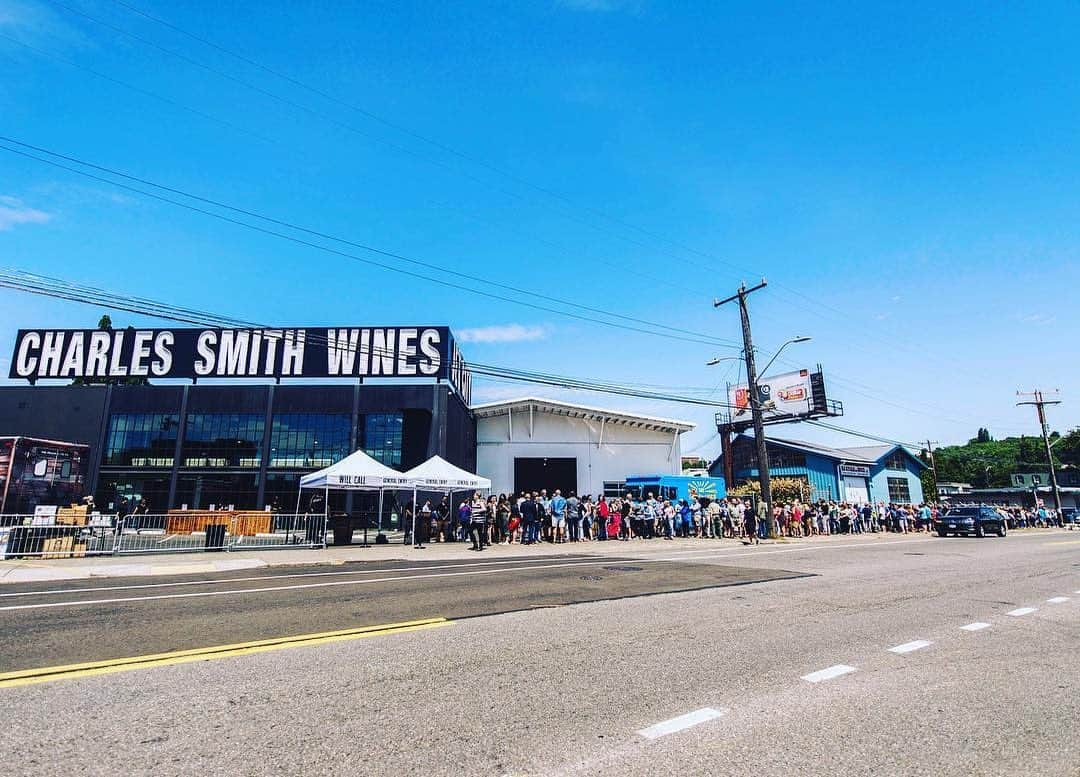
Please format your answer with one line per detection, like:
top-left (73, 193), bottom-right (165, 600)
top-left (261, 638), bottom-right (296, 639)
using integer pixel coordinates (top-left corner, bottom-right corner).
top-left (1, 530), bottom-right (1077, 776)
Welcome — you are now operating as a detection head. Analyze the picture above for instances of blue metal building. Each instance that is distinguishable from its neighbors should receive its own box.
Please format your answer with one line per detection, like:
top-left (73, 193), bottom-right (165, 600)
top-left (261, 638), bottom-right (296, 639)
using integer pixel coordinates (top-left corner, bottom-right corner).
top-left (709, 434), bottom-right (928, 505)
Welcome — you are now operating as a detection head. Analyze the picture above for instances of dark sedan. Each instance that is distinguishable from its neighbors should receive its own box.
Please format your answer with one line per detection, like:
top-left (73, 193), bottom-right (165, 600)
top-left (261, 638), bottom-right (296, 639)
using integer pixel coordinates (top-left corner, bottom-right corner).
top-left (935, 506), bottom-right (1007, 538)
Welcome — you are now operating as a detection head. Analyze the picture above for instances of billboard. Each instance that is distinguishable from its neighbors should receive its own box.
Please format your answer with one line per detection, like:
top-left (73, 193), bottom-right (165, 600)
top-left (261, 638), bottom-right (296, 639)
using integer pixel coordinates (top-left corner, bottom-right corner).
top-left (10, 326), bottom-right (471, 400)
top-left (728, 369), bottom-right (813, 421)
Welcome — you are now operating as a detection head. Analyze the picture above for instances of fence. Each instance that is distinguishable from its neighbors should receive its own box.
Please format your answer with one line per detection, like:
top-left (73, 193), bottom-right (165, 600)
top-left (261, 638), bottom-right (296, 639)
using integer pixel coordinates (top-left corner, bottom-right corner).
top-left (0, 512), bottom-right (327, 559)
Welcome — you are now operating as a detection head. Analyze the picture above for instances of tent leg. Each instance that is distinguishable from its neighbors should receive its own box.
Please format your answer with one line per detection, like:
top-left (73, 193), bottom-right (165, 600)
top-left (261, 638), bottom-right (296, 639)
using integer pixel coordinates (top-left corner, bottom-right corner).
top-left (377, 489), bottom-right (384, 534)
top-left (411, 486), bottom-right (418, 547)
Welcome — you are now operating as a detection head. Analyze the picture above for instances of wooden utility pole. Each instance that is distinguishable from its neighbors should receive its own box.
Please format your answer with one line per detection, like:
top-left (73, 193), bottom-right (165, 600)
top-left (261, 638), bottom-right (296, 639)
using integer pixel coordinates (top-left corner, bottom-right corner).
top-left (1016, 390), bottom-right (1062, 514)
top-left (715, 280), bottom-right (771, 536)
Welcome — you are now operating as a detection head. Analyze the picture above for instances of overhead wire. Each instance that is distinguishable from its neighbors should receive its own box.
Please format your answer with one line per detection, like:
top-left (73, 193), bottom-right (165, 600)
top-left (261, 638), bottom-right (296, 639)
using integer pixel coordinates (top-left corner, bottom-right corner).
top-left (0, 140), bottom-right (738, 349)
top-left (0, 267), bottom-right (739, 410)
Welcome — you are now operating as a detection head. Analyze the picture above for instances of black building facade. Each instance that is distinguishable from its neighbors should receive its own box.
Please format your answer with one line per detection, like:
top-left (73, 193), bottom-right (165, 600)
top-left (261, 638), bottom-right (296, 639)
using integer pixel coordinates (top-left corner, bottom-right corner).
top-left (0, 382), bottom-right (475, 513)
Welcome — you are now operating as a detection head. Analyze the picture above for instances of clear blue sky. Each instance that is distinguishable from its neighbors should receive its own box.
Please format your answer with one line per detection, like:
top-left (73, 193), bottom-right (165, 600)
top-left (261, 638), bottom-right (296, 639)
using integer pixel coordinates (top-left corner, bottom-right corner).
top-left (1, 0), bottom-right (1077, 457)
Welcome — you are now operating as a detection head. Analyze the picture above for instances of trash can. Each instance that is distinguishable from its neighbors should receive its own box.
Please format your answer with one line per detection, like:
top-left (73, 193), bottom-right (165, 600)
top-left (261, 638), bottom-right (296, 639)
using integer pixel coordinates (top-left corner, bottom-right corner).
top-left (205, 523), bottom-right (227, 551)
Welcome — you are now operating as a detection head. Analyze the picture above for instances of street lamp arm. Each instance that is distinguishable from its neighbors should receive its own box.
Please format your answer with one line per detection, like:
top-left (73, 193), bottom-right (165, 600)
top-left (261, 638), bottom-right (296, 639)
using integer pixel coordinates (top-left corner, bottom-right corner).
top-left (758, 336), bottom-right (812, 378)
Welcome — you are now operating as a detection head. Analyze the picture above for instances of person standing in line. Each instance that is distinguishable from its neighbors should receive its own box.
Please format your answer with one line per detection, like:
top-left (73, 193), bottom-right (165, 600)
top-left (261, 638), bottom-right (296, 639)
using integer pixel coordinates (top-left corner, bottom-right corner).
top-left (550, 489), bottom-right (567, 543)
top-left (456, 498), bottom-right (471, 542)
top-left (596, 496), bottom-right (609, 540)
top-left (566, 491), bottom-right (580, 542)
top-left (620, 496), bottom-right (633, 540)
top-left (581, 496), bottom-right (592, 541)
top-left (414, 500), bottom-right (431, 549)
top-left (744, 502), bottom-right (759, 545)
top-left (521, 492), bottom-right (538, 545)
top-left (470, 492), bottom-right (488, 550)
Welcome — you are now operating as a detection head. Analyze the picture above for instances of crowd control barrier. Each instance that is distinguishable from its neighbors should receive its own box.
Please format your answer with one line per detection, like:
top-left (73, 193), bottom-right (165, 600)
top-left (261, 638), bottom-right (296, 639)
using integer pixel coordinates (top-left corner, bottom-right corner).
top-left (0, 512), bottom-right (328, 559)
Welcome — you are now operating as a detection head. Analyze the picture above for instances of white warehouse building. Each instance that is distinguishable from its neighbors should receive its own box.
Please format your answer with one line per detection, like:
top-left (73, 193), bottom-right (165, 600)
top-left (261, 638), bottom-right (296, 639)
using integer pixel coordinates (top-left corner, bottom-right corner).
top-left (472, 397), bottom-right (695, 497)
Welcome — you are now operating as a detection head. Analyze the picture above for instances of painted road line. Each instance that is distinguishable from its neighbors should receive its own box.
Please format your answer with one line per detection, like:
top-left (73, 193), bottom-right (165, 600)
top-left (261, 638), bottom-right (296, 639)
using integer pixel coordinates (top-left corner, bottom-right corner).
top-left (802, 664), bottom-right (856, 683)
top-left (1046, 596), bottom-right (1070, 604)
top-left (888, 640), bottom-right (932, 654)
top-left (0, 617), bottom-right (452, 689)
top-left (1007, 607), bottom-right (1037, 617)
top-left (961, 622), bottom-right (991, 632)
top-left (1045, 540), bottom-right (1080, 546)
top-left (638, 708), bottom-right (727, 740)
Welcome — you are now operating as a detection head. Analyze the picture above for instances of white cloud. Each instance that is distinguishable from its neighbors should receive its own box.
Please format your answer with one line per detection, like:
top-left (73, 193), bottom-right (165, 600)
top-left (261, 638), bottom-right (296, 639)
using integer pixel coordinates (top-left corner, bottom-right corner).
top-left (1019, 312), bottom-right (1056, 326)
top-left (0, 195), bottom-right (51, 231)
top-left (456, 323), bottom-right (548, 344)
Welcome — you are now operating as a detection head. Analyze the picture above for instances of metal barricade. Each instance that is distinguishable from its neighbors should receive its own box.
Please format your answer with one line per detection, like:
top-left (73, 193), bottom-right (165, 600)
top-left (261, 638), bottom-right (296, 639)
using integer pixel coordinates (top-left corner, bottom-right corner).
top-left (0, 512), bottom-right (327, 558)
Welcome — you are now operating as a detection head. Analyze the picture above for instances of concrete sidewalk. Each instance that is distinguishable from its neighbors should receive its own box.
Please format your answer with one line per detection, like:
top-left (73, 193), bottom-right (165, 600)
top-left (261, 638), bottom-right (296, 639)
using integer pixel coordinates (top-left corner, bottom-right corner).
top-left (2, 528), bottom-right (1063, 585)
top-left (0, 534), bottom-right (795, 584)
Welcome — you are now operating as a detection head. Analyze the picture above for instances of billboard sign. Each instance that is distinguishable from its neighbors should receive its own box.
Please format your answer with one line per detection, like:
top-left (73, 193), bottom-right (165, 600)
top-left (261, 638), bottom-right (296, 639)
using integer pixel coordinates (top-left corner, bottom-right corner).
top-left (10, 327), bottom-right (471, 399)
top-left (728, 369), bottom-right (813, 421)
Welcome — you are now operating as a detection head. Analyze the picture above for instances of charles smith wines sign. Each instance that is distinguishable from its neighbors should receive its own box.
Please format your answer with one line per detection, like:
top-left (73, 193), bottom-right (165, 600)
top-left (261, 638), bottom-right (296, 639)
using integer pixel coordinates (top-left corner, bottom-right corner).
top-left (10, 326), bottom-right (471, 393)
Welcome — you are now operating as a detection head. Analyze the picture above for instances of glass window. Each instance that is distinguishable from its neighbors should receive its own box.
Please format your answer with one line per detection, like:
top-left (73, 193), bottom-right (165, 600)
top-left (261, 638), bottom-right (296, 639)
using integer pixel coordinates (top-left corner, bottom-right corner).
top-left (175, 473), bottom-right (261, 510)
top-left (887, 477), bottom-right (911, 503)
top-left (268, 413), bottom-right (352, 469)
top-left (363, 412), bottom-right (403, 468)
top-left (182, 413), bottom-right (265, 468)
top-left (884, 451), bottom-right (907, 471)
top-left (104, 413), bottom-right (180, 467)
top-left (96, 474), bottom-right (171, 513)
top-left (602, 481), bottom-right (626, 498)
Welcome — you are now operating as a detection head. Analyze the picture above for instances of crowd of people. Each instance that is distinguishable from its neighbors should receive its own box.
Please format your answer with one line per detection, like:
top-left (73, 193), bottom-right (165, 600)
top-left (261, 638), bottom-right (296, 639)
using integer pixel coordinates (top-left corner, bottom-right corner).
top-left (401, 490), bottom-right (1067, 550)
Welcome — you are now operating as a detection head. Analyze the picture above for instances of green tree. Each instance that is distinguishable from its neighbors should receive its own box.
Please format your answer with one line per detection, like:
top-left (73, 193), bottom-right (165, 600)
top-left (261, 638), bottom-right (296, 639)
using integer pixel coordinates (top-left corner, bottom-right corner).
top-left (976, 427), bottom-right (992, 443)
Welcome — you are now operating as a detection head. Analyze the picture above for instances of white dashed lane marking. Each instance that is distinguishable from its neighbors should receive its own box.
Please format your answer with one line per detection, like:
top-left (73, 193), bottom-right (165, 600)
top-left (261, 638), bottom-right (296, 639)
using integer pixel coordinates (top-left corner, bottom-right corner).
top-left (637, 708), bottom-right (726, 740)
top-left (802, 664), bottom-right (857, 683)
top-left (1046, 596), bottom-right (1070, 604)
top-left (888, 639), bottom-right (932, 654)
top-left (1007, 607), bottom-right (1037, 617)
top-left (961, 622), bottom-right (991, 631)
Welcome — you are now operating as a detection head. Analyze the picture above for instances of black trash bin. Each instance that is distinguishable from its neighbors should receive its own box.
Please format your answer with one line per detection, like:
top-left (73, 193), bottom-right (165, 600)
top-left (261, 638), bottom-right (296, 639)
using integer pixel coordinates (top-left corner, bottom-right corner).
top-left (205, 523), bottom-right (227, 551)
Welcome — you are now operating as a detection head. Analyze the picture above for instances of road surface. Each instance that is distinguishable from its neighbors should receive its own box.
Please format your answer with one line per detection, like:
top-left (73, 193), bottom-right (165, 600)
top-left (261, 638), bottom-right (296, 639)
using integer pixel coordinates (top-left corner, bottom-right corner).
top-left (2, 531), bottom-right (1077, 776)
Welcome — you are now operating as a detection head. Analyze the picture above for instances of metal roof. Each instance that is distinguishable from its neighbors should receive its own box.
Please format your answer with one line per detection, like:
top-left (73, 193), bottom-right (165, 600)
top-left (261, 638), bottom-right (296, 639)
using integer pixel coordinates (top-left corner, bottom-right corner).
top-left (721, 435), bottom-right (928, 468)
top-left (470, 397), bottom-right (695, 434)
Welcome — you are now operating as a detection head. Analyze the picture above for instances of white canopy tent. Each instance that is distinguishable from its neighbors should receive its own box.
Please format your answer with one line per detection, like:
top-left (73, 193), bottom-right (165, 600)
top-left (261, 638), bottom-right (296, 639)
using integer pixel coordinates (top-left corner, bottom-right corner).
top-left (297, 449), bottom-right (413, 533)
top-left (401, 456), bottom-right (492, 546)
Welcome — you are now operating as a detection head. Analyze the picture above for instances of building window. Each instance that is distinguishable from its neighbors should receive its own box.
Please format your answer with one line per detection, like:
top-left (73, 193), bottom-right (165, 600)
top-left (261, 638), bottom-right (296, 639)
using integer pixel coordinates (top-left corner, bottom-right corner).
top-left (96, 474), bottom-right (171, 512)
top-left (887, 477), bottom-right (911, 503)
top-left (182, 413), bottom-right (265, 468)
top-left (363, 413), bottom-right (403, 468)
top-left (603, 481), bottom-right (626, 497)
top-left (768, 449), bottom-right (806, 469)
top-left (884, 451), bottom-right (907, 471)
top-left (269, 413), bottom-right (351, 469)
top-left (104, 413), bottom-right (179, 467)
top-left (175, 473), bottom-right (261, 510)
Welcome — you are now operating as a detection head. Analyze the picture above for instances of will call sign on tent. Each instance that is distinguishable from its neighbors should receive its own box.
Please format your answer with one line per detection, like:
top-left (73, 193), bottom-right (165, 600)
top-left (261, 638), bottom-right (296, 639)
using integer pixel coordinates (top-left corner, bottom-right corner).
top-left (10, 326), bottom-right (470, 388)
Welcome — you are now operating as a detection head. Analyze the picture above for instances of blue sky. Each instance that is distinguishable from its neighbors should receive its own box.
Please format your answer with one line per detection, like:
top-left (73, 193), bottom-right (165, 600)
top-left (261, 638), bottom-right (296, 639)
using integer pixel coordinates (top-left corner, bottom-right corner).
top-left (1, 0), bottom-right (1077, 457)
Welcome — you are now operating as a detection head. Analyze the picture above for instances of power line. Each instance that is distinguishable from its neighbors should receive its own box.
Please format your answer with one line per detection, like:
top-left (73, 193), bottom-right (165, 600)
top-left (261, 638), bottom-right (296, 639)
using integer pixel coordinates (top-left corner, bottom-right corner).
top-left (0, 267), bottom-right (738, 410)
top-left (0, 140), bottom-right (739, 349)
top-left (30, 4), bottom-right (729, 302)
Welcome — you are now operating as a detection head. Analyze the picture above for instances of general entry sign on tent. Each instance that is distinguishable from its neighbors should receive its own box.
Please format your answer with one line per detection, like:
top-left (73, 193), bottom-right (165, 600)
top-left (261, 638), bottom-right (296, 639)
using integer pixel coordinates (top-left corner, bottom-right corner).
top-left (402, 456), bottom-right (491, 492)
top-left (299, 449), bottom-right (412, 490)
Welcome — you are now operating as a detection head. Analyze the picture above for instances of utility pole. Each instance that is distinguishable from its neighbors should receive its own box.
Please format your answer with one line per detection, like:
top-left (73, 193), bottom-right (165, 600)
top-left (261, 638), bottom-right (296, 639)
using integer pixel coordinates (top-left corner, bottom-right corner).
top-left (715, 279), bottom-right (772, 537)
top-left (1016, 390), bottom-right (1062, 514)
top-left (923, 439), bottom-right (939, 499)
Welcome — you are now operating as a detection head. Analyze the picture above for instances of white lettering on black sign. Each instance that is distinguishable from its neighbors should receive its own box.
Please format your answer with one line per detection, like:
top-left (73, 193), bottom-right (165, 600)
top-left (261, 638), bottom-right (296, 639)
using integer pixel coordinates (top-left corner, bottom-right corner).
top-left (10, 326), bottom-right (461, 385)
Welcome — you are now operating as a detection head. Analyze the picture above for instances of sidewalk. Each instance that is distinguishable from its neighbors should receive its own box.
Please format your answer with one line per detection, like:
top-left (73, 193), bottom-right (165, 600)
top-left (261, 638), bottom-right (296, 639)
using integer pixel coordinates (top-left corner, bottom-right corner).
top-left (3, 528), bottom-right (1064, 585)
top-left (0, 534), bottom-right (793, 585)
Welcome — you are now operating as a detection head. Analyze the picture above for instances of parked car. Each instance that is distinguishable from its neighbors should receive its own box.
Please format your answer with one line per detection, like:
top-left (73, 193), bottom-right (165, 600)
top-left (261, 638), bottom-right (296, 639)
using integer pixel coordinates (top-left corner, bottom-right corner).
top-left (935, 506), bottom-right (1007, 538)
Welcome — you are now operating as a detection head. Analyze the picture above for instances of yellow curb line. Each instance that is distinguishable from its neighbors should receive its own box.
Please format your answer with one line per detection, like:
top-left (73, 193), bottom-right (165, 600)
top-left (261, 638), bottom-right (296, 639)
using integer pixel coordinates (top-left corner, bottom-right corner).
top-left (0, 617), bottom-right (451, 688)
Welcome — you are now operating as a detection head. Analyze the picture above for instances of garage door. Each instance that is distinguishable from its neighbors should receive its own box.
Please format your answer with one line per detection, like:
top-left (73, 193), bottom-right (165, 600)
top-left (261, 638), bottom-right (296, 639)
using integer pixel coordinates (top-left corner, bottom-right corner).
top-left (514, 457), bottom-right (577, 496)
top-left (843, 476), bottom-right (869, 505)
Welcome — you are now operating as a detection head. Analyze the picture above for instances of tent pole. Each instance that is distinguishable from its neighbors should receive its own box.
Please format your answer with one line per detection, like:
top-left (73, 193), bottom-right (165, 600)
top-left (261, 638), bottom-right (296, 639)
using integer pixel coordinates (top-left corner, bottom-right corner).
top-left (377, 488), bottom-right (384, 533)
top-left (411, 485), bottom-right (418, 546)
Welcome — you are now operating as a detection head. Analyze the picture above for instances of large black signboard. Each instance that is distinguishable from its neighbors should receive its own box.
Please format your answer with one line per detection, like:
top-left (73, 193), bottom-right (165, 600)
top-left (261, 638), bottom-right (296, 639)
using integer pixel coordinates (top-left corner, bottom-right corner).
top-left (10, 326), bottom-right (464, 386)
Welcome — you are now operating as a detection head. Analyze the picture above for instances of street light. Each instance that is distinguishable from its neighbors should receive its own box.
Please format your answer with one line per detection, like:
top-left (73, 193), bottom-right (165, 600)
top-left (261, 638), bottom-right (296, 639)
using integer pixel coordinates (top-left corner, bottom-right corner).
top-left (708, 335), bottom-right (811, 540)
top-left (705, 355), bottom-right (742, 367)
top-left (758, 336), bottom-right (812, 378)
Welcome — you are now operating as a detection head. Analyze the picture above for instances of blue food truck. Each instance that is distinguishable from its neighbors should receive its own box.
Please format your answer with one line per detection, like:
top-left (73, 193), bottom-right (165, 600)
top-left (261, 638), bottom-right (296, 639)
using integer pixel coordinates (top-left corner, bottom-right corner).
top-left (623, 475), bottom-right (726, 503)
